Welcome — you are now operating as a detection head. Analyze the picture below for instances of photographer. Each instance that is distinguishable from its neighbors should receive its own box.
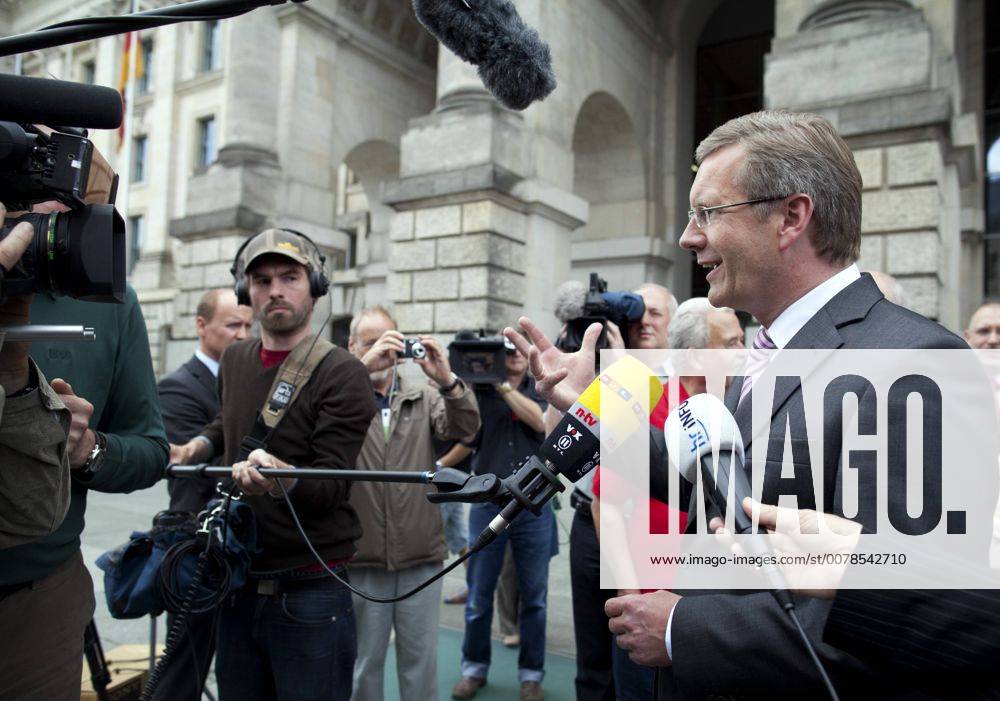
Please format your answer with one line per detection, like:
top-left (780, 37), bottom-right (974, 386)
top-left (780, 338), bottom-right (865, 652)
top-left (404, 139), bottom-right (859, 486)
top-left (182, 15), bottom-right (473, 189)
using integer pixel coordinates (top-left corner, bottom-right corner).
top-left (0, 206), bottom-right (168, 700)
top-left (453, 332), bottom-right (550, 701)
top-left (347, 306), bottom-right (480, 701)
top-left (0, 204), bottom-right (74, 552)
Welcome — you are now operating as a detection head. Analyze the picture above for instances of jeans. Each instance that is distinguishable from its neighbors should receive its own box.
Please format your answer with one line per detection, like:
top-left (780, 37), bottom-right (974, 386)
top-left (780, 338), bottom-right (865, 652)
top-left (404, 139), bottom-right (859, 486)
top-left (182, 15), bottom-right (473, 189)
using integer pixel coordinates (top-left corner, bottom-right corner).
top-left (216, 573), bottom-right (356, 701)
top-left (440, 501), bottom-right (469, 555)
top-left (462, 501), bottom-right (554, 683)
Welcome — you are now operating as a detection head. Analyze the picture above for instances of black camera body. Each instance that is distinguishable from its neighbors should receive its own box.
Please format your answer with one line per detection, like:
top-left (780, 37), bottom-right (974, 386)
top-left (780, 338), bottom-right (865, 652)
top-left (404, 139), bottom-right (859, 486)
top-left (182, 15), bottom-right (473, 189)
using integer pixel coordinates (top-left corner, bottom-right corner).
top-left (561, 272), bottom-right (646, 352)
top-left (449, 330), bottom-right (516, 385)
top-left (398, 338), bottom-right (427, 360)
top-left (0, 121), bottom-right (125, 303)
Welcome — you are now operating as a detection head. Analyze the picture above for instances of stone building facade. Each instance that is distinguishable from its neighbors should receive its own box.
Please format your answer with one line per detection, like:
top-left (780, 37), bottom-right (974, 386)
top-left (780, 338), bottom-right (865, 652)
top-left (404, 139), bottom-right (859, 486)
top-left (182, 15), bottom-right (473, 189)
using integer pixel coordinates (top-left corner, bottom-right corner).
top-left (0, 0), bottom-right (989, 374)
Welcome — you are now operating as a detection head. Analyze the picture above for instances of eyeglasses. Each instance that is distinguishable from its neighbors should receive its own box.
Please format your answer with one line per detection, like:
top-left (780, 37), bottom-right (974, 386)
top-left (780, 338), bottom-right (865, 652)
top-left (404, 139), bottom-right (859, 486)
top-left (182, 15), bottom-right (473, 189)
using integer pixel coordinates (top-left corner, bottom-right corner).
top-left (687, 195), bottom-right (790, 229)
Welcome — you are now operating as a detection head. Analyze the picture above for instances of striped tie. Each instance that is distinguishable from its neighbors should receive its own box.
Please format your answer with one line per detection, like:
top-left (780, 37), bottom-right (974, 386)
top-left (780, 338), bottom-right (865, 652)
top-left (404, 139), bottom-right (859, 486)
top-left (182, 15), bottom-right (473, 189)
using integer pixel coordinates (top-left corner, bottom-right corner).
top-left (737, 326), bottom-right (776, 408)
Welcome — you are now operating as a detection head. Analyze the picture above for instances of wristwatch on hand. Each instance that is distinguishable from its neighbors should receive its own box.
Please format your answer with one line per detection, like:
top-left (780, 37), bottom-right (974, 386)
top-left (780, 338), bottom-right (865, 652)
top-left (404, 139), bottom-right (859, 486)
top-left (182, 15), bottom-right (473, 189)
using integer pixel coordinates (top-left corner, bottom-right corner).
top-left (80, 431), bottom-right (108, 476)
top-left (439, 372), bottom-right (463, 396)
top-left (498, 381), bottom-right (514, 395)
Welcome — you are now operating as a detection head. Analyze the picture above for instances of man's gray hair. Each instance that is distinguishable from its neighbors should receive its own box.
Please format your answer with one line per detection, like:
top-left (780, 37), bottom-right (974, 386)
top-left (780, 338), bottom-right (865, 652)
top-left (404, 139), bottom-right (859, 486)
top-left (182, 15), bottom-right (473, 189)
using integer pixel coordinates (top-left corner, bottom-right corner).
top-left (668, 297), bottom-right (732, 350)
top-left (348, 305), bottom-right (395, 340)
top-left (634, 283), bottom-right (678, 318)
top-left (695, 109), bottom-right (862, 265)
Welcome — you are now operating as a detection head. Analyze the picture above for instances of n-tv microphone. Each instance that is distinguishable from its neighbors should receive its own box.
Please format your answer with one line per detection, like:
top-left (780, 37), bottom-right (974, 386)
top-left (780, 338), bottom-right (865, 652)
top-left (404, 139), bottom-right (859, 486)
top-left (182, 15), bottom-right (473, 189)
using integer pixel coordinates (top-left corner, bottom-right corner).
top-left (412, 0), bottom-right (557, 110)
top-left (663, 393), bottom-right (794, 608)
top-left (0, 74), bottom-right (123, 129)
top-left (469, 354), bottom-right (659, 553)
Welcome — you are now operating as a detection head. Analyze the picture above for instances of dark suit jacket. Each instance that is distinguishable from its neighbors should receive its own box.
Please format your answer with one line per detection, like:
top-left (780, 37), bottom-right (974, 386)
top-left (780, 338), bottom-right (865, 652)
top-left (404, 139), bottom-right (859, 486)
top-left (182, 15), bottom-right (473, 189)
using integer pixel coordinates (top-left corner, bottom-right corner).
top-left (659, 274), bottom-right (1000, 700)
top-left (158, 355), bottom-right (220, 514)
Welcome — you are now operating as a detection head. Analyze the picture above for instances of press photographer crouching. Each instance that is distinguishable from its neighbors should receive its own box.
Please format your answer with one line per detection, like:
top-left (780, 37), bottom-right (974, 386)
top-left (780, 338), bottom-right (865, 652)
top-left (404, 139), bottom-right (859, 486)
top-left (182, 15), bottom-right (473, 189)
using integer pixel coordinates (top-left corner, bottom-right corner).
top-left (169, 228), bottom-right (376, 700)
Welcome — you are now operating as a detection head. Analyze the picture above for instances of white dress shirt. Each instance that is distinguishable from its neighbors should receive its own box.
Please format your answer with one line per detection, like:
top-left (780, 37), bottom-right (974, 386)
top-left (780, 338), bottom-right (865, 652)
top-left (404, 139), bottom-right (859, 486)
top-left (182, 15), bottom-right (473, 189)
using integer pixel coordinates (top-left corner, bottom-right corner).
top-left (664, 263), bottom-right (861, 661)
top-left (195, 348), bottom-right (220, 378)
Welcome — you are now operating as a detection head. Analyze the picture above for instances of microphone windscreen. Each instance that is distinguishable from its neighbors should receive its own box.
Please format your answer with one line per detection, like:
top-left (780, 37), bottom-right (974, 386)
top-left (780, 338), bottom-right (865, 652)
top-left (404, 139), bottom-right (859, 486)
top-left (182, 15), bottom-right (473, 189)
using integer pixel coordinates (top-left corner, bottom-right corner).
top-left (0, 73), bottom-right (123, 129)
top-left (553, 280), bottom-right (586, 324)
top-left (664, 393), bottom-right (742, 484)
top-left (412, 0), bottom-right (557, 110)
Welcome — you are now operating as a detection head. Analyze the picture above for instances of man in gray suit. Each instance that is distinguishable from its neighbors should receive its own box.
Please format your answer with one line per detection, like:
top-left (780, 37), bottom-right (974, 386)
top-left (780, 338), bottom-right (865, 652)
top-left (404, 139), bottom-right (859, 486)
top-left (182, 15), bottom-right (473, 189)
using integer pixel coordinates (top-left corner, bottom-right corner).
top-left (516, 110), bottom-right (997, 698)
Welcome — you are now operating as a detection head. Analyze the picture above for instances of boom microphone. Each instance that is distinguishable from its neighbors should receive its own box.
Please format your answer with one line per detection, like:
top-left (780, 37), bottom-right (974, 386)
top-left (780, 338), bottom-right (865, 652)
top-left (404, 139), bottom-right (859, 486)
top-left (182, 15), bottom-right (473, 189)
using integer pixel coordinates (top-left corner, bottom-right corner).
top-left (411, 0), bottom-right (557, 110)
top-left (663, 393), bottom-right (793, 606)
top-left (0, 74), bottom-right (123, 129)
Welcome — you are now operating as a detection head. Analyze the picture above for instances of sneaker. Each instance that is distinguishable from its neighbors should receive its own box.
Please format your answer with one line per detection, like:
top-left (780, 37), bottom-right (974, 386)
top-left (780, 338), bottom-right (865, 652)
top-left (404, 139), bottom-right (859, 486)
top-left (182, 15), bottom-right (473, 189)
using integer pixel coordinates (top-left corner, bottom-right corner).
top-left (452, 676), bottom-right (486, 699)
top-left (502, 633), bottom-right (520, 648)
top-left (445, 588), bottom-right (468, 604)
top-left (520, 681), bottom-right (544, 701)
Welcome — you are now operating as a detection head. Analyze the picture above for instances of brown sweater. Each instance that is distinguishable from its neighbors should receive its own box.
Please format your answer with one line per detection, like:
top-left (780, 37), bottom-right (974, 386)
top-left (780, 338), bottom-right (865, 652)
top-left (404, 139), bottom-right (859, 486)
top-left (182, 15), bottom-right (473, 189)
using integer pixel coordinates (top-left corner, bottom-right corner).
top-left (201, 338), bottom-right (376, 572)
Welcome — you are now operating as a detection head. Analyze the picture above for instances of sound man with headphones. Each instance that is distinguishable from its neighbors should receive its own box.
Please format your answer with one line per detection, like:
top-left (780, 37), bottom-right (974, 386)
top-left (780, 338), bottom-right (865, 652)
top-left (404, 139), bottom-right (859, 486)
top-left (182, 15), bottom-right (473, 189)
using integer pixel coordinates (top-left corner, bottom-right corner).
top-left (168, 228), bottom-right (377, 700)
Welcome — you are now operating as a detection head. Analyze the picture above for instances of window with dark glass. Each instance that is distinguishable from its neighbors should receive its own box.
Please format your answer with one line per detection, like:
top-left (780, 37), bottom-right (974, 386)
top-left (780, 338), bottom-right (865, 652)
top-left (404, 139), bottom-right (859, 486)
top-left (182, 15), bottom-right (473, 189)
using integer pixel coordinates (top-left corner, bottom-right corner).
top-left (137, 38), bottom-right (153, 94)
top-left (132, 135), bottom-right (147, 183)
top-left (201, 21), bottom-right (221, 72)
top-left (196, 116), bottom-right (216, 168)
top-left (127, 214), bottom-right (144, 274)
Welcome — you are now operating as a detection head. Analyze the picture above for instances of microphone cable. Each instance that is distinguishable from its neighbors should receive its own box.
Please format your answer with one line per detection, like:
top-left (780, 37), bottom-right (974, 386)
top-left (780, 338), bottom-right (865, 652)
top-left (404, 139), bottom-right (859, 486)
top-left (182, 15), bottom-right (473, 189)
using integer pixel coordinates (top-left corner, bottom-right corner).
top-left (782, 599), bottom-right (840, 701)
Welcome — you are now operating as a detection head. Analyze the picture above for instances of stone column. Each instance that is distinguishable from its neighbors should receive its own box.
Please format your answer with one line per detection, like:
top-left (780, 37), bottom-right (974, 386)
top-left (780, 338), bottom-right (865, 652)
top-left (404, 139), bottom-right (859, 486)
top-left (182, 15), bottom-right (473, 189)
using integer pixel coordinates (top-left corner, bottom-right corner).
top-left (766, 1), bottom-right (979, 328)
top-left (385, 49), bottom-right (586, 337)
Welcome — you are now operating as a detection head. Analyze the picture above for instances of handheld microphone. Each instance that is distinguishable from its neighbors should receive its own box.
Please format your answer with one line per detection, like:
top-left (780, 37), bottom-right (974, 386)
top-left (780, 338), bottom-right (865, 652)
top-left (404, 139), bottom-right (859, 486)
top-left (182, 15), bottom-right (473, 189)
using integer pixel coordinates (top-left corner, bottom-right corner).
top-left (470, 354), bottom-right (657, 551)
top-left (411, 0), bottom-right (557, 110)
top-left (0, 74), bottom-right (123, 129)
top-left (663, 393), bottom-right (793, 608)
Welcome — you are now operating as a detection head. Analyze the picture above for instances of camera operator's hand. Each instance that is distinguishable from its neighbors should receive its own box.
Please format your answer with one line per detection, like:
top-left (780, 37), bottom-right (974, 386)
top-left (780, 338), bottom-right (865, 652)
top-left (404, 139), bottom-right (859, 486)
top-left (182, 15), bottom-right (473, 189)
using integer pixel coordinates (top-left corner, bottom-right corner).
top-left (504, 316), bottom-right (603, 412)
top-left (414, 335), bottom-right (455, 389)
top-left (0, 202), bottom-right (35, 393)
top-left (361, 329), bottom-right (405, 374)
top-left (233, 448), bottom-right (297, 497)
top-left (49, 379), bottom-right (95, 469)
top-left (606, 320), bottom-right (626, 351)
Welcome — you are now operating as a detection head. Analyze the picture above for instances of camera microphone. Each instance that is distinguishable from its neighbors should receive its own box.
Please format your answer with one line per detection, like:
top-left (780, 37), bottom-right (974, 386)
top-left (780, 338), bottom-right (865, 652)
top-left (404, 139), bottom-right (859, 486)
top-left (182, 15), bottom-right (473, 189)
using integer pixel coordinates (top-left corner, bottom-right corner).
top-left (0, 74), bottom-right (123, 130)
top-left (412, 0), bottom-right (557, 110)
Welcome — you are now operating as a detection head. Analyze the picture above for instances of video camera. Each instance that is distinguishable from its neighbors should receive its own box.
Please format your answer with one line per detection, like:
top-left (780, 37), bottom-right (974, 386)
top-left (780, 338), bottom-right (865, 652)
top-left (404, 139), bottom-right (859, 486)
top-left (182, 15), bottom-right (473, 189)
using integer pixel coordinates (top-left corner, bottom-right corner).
top-left (0, 121), bottom-right (125, 304)
top-left (561, 272), bottom-right (645, 351)
top-left (449, 329), bottom-right (518, 385)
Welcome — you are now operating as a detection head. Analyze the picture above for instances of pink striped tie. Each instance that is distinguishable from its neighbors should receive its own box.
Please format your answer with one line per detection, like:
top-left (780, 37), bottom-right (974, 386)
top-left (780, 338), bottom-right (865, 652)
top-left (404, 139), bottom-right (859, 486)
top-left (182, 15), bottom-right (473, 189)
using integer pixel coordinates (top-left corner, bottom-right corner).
top-left (737, 326), bottom-right (776, 408)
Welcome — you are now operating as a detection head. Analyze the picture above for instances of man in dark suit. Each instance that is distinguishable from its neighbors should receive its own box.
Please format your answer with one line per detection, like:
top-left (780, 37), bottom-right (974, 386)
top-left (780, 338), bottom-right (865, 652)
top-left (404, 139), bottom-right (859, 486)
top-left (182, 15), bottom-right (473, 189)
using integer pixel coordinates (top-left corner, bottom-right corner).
top-left (598, 110), bottom-right (999, 699)
top-left (160, 288), bottom-right (252, 514)
top-left (513, 110), bottom-right (998, 699)
top-left (153, 287), bottom-right (251, 701)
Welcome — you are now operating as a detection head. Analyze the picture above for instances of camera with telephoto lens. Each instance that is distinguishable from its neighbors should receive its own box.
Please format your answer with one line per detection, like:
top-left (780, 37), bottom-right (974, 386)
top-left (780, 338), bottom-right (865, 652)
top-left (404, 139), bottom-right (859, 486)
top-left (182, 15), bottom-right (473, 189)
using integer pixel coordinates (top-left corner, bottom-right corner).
top-left (560, 272), bottom-right (646, 352)
top-left (0, 121), bottom-right (126, 304)
top-left (398, 338), bottom-right (427, 360)
top-left (448, 329), bottom-right (517, 385)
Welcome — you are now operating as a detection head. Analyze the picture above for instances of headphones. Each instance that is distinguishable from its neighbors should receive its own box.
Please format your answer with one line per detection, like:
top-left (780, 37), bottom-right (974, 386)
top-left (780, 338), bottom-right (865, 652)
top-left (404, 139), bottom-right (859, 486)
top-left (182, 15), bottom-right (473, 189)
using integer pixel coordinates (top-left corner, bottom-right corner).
top-left (230, 228), bottom-right (330, 305)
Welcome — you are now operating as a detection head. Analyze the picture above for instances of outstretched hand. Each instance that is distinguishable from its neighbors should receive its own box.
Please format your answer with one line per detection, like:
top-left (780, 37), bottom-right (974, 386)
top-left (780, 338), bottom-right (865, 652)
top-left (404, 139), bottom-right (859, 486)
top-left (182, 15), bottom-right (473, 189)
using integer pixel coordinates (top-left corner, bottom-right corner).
top-left (503, 316), bottom-right (603, 412)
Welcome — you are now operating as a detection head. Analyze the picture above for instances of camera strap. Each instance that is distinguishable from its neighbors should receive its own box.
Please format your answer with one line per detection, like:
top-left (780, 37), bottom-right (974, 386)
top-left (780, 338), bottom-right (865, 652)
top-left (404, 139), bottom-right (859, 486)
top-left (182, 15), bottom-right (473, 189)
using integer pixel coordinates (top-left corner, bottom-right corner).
top-left (238, 337), bottom-right (335, 460)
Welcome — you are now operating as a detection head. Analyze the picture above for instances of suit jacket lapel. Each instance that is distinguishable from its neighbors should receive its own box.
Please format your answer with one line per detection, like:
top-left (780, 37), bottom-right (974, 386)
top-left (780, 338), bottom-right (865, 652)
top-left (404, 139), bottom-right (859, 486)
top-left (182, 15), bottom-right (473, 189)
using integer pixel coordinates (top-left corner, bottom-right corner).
top-left (187, 356), bottom-right (218, 398)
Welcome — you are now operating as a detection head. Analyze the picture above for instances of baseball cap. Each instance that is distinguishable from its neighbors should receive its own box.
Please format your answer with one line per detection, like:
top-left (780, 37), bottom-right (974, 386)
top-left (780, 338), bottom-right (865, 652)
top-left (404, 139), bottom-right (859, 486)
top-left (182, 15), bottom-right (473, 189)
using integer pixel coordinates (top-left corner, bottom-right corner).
top-left (237, 228), bottom-right (323, 274)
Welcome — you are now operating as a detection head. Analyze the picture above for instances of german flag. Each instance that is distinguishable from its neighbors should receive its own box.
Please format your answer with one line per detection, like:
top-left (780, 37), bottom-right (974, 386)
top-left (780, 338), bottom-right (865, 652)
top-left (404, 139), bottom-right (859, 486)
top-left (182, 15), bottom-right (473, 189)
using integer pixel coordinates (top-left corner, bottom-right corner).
top-left (117, 31), bottom-right (144, 147)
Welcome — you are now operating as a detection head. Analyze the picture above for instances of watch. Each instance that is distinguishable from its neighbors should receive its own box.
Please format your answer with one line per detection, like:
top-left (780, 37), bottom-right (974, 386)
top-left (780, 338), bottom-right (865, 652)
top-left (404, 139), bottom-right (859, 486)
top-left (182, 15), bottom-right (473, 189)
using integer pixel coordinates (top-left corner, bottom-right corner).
top-left (80, 431), bottom-right (108, 475)
top-left (440, 372), bottom-right (463, 396)
top-left (498, 381), bottom-right (514, 395)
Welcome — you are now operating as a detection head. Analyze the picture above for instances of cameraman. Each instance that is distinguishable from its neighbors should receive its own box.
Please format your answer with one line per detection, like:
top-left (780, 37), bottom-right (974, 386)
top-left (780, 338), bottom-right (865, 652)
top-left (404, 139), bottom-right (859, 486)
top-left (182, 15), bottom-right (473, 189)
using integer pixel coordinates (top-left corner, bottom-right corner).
top-left (0, 204), bottom-right (74, 551)
top-left (0, 206), bottom-right (169, 700)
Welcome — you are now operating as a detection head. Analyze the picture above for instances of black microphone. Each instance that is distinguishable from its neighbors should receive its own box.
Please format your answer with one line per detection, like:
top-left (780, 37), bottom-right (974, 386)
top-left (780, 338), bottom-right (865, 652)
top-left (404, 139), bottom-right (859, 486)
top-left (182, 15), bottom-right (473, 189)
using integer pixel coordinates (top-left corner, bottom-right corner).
top-left (411, 0), bottom-right (557, 110)
top-left (664, 393), bottom-right (794, 608)
top-left (0, 74), bottom-right (123, 129)
top-left (470, 354), bottom-right (652, 552)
